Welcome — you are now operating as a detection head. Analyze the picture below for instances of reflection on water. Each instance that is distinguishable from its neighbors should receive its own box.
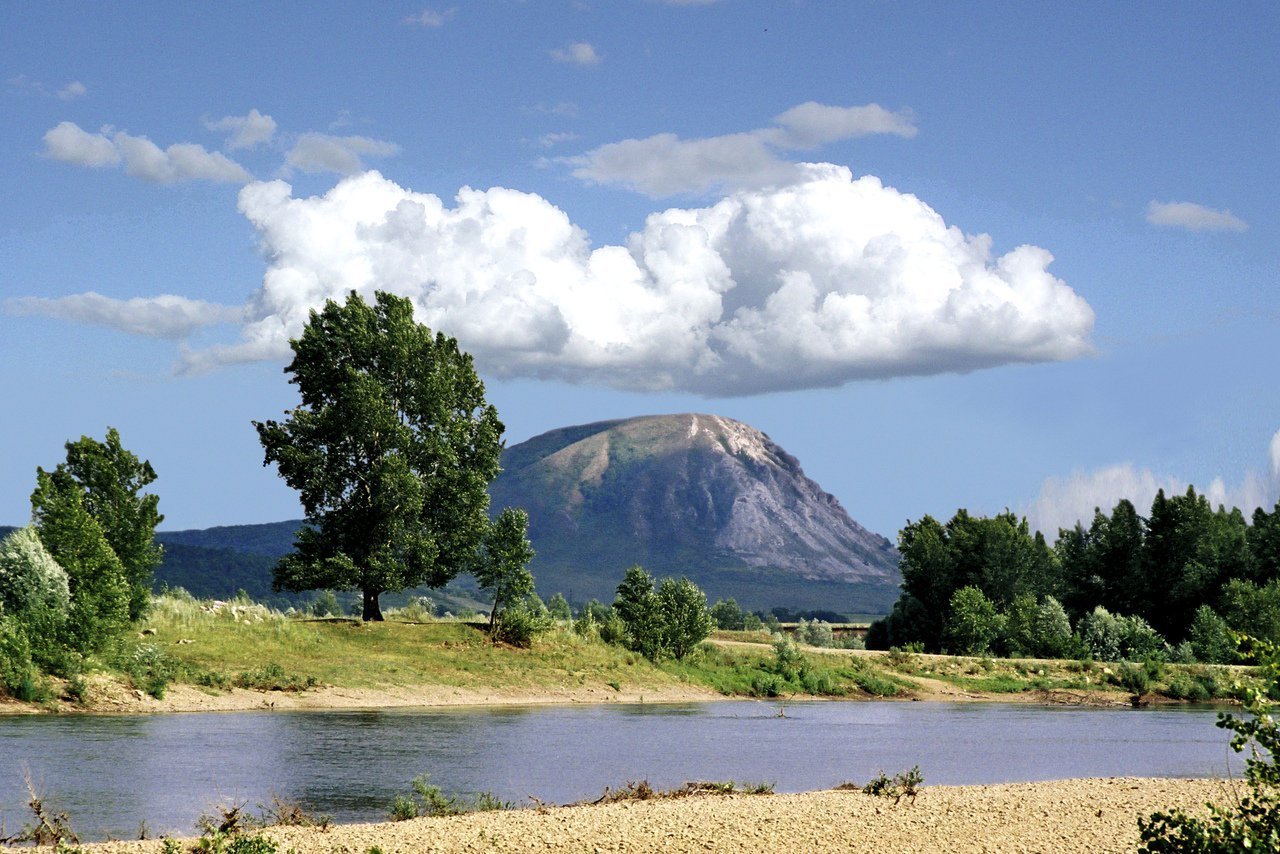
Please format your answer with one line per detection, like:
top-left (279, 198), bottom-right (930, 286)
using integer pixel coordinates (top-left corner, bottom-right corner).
top-left (0, 701), bottom-right (1243, 841)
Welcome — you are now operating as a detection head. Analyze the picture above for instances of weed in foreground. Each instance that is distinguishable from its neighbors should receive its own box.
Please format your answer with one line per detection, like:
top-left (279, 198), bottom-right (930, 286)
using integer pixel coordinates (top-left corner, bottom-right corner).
top-left (843, 766), bottom-right (924, 805)
top-left (0, 770), bottom-right (79, 847)
top-left (581, 779), bottom-right (774, 805)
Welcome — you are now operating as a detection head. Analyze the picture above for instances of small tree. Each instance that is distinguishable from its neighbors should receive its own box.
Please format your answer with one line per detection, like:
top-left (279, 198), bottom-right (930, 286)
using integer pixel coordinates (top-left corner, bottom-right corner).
top-left (656, 577), bottom-right (714, 660)
top-left (710, 598), bottom-right (747, 631)
top-left (472, 508), bottom-right (537, 641)
top-left (545, 593), bottom-right (572, 623)
top-left (613, 566), bottom-right (666, 660)
top-left (31, 471), bottom-right (130, 655)
top-left (944, 586), bottom-right (1002, 656)
top-left (40, 428), bottom-right (163, 621)
top-left (1030, 595), bottom-right (1073, 658)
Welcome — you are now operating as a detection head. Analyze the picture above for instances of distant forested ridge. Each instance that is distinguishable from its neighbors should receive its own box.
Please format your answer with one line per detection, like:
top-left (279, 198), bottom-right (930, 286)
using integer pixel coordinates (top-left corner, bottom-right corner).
top-left (869, 487), bottom-right (1280, 662)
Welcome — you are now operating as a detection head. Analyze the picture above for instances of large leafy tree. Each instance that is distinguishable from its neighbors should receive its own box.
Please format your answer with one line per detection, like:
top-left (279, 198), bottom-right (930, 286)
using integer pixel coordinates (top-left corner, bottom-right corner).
top-left (255, 291), bottom-right (504, 620)
top-left (32, 428), bottom-right (163, 620)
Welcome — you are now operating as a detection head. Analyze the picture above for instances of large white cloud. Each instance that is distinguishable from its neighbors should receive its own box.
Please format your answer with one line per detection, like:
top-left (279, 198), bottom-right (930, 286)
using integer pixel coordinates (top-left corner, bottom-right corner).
top-left (1025, 428), bottom-right (1280, 536)
top-left (569, 102), bottom-right (917, 197)
top-left (42, 122), bottom-right (251, 183)
top-left (170, 165), bottom-right (1092, 394)
top-left (6, 292), bottom-right (241, 338)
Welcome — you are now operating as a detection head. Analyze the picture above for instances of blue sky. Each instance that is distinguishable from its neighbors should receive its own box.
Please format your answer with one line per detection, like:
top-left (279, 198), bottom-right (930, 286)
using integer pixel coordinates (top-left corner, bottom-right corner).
top-left (3, 2), bottom-right (1277, 539)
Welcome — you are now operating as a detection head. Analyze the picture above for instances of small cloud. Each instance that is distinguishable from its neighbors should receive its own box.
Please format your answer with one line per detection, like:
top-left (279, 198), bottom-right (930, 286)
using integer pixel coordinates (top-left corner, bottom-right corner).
top-left (43, 121), bottom-right (120, 167)
top-left (567, 101), bottom-right (917, 197)
top-left (283, 133), bottom-right (401, 175)
top-left (1146, 200), bottom-right (1247, 232)
top-left (402, 7), bottom-right (455, 27)
top-left (8, 75), bottom-right (87, 100)
top-left (551, 42), bottom-right (601, 66)
top-left (57, 81), bottom-right (87, 100)
top-left (524, 101), bottom-right (579, 118)
top-left (206, 108), bottom-right (277, 150)
top-left (42, 121), bottom-right (251, 183)
top-left (6, 292), bottom-right (241, 339)
top-left (538, 131), bottom-right (580, 148)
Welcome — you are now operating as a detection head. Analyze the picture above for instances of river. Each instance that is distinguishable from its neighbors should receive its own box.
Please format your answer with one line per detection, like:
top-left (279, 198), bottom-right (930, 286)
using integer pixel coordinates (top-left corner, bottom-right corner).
top-left (0, 700), bottom-right (1244, 841)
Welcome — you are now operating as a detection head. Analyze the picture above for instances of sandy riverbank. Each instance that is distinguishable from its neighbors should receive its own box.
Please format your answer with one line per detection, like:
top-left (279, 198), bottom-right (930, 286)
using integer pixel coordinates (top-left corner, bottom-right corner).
top-left (79, 777), bottom-right (1229, 853)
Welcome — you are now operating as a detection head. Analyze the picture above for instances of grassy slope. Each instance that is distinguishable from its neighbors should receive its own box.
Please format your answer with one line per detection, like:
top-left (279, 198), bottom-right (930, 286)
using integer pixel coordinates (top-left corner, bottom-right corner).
top-left (10, 593), bottom-right (1252, 713)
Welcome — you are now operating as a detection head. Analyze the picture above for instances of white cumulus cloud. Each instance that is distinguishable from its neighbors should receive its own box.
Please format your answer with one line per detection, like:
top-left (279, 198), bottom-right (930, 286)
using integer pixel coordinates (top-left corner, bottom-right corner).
top-left (6, 292), bottom-right (242, 339)
top-left (42, 122), bottom-right (251, 183)
top-left (284, 133), bottom-right (401, 175)
top-left (43, 121), bottom-right (120, 167)
top-left (206, 109), bottom-right (277, 150)
top-left (551, 42), bottom-right (601, 66)
top-left (1025, 428), bottom-right (1280, 536)
top-left (171, 166), bottom-right (1092, 393)
top-left (569, 102), bottom-right (917, 196)
top-left (1146, 200), bottom-right (1248, 232)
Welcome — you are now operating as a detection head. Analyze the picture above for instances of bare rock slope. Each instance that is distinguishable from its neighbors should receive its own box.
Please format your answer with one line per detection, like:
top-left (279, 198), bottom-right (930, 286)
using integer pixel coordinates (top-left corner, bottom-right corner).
top-left (490, 413), bottom-right (900, 614)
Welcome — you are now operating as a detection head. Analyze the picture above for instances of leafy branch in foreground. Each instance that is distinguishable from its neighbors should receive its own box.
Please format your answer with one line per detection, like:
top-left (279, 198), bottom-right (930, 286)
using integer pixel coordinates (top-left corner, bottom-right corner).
top-left (1139, 634), bottom-right (1280, 851)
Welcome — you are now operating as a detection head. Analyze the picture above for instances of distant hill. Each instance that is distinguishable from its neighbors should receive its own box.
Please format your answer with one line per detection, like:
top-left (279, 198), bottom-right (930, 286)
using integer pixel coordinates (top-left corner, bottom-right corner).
top-left (490, 413), bottom-right (901, 615)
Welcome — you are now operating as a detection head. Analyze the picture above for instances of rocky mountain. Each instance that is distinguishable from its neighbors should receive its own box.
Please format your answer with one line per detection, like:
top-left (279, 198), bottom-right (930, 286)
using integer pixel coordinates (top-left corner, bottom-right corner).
top-left (489, 413), bottom-right (900, 615)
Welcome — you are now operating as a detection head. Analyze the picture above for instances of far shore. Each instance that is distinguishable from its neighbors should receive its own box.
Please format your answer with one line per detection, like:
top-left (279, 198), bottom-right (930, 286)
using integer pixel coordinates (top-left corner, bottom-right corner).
top-left (76, 777), bottom-right (1228, 853)
top-left (0, 661), bottom-right (1179, 717)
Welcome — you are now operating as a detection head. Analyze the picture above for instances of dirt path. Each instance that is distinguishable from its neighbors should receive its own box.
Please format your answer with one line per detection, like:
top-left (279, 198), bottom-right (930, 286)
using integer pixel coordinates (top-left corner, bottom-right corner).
top-left (80, 777), bottom-right (1230, 853)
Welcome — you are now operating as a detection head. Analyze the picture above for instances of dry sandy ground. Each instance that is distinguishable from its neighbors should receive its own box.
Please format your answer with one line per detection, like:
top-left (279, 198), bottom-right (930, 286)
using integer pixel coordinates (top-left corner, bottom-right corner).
top-left (79, 777), bottom-right (1230, 854)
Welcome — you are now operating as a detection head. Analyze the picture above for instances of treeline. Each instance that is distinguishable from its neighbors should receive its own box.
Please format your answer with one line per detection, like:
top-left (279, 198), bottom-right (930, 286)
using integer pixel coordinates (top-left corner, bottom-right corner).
top-left (868, 486), bottom-right (1280, 663)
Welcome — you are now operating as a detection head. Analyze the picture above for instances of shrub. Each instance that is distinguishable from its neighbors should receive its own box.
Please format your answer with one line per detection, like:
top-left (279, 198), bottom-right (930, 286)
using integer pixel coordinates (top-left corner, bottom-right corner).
top-left (545, 593), bottom-right (572, 622)
top-left (860, 766), bottom-right (924, 804)
top-left (1030, 596), bottom-right (1073, 658)
top-left (798, 619), bottom-right (835, 649)
top-left (656, 577), bottom-right (714, 660)
top-left (492, 595), bottom-right (553, 647)
top-left (310, 591), bottom-right (342, 618)
top-left (710, 599), bottom-right (747, 631)
top-left (1189, 606), bottom-right (1235, 664)
top-left (1139, 635), bottom-right (1280, 849)
top-left (123, 643), bottom-right (178, 699)
top-left (0, 615), bottom-right (38, 699)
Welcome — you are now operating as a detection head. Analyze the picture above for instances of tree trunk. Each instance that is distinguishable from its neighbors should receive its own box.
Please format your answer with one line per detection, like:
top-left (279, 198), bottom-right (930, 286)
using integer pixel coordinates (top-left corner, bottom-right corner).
top-left (362, 588), bottom-right (384, 621)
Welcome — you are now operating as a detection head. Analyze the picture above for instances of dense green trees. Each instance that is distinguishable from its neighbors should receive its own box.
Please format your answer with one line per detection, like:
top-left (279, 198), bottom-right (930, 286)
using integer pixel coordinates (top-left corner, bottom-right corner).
top-left (872, 486), bottom-right (1280, 662)
top-left (611, 565), bottom-right (714, 661)
top-left (255, 291), bottom-right (504, 620)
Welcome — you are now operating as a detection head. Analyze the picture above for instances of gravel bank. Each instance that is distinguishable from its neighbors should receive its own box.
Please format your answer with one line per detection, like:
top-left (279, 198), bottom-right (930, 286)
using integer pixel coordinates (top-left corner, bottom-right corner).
top-left (82, 777), bottom-right (1229, 853)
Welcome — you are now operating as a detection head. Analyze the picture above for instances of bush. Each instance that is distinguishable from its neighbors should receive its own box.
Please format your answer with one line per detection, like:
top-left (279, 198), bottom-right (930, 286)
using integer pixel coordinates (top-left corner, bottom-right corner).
top-left (0, 616), bottom-right (40, 700)
top-left (123, 643), bottom-right (178, 699)
top-left (1030, 596), bottom-right (1073, 658)
top-left (710, 599), bottom-right (747, 631)
top-left (798, 619), bottom-right (835, 648)
top-left (612, 567), bottom-right (713, 661)
top-left (310, 591), bottom-right (342, 618)
top-left (1189, 606), bottom-right (1235, 664)
top-left (1140, 635), bottom-right (1280, 849)
top-left (492, 595), bottom-right (553, 647)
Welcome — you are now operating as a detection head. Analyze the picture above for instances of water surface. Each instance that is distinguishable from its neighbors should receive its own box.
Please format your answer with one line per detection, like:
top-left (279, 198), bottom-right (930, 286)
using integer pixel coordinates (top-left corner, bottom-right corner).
top-left (0, 700), bottom-right (1243, 840)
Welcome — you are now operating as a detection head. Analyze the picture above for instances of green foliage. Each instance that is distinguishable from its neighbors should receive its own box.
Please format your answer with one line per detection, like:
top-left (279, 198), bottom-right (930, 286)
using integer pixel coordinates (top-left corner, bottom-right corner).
top-left (233, 663), bottom-right (318, 692)
top-left (310, 590), bottom-right (342, 618)
top-left (895, 510), bottom-right (1057, 652)
top-left (797, 619), bottom-right (835, 648)
top-left (545, 593), bottom-right (572, 622)
top-left (473, 507), bottom-right (541, 644)
top-left (34, 428), bottom-right (163, 622)
top-left (944, 586), bottom-right (1003, 655)
top-left (0, 614), bottom-right (38, 699)
top-left (491, 594), bottom-right (553, 647)
top-left (1219, 579), bottom-right (1280, 648)
top-left (255, 290), bottom-right (503, 621)
top-left (1139, 636), bottom-right (1280, 850)
top-left (122, 643), bottom-right (178, 699)
top-left (389, 775), bottom-right (509, 820)
top-left (860, 766), bottom-right (924, 804)
top-left (31, 469), bottom-right (131, 655)
top-left (0, 526), bottom-right (71, 669)
top-left (709, 598), bottom-right (747, 630)
top-left (1078, 606), bottom-right (1167, 662)
top-left (613, 565), bottom-right (666, 660)
top-left (1189, 605), bottom-right (1236, 664)
top-left (611, 567), bottom-right (713, 661)
top-left (655, 577), bottom-right (714, 660)
top-left (1029, 595), bottom-right (1074, 658)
